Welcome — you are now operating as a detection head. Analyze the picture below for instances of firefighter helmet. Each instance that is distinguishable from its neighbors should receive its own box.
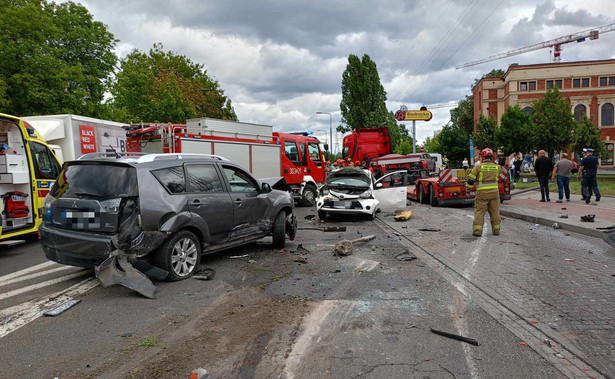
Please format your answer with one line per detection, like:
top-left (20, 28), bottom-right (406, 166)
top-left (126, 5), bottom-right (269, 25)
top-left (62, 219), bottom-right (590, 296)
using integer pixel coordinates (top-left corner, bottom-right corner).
top-left (481, 148), bottom-right (494, 158)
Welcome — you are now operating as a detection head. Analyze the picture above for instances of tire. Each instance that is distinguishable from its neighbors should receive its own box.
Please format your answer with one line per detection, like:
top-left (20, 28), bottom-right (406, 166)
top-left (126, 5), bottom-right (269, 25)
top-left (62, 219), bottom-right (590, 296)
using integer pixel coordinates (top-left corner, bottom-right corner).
top-left (300, 184), bottom-right (317, 207)
top-left (368, 211), bottom-right (376, 220)
top-left (418, 184), bottom-right (428, 204)
top-left (429, 185), bottom-right (438, 207)
top-left (154, 230), bottom-right (201, 282)
top-left (272, 211), bottom-right (286, 248)
top-left (318, 210), bottom-right (327, 221)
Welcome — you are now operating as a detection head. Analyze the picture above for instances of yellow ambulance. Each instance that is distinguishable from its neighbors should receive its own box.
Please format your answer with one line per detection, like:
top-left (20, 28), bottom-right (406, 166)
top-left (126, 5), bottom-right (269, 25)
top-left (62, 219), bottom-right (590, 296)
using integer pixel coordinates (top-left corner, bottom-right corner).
top-left (0, 113), bottom-right (61, 243)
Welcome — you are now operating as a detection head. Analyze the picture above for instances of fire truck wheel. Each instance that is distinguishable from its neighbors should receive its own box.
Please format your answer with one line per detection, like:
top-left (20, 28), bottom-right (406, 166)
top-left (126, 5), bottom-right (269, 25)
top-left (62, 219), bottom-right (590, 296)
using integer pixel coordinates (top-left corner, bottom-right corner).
top-left (272, 211), bottom-right (286, 248)
top-left (318, 210), bottom-right (327, 220)
top-left (154, 230), bottom-right (201, 282)
top-left (301, 185), bottom-right (317, 207)
top-left (418, 184), bottom-right (428, 204)
top-left (429, 185), bottom-right (438, 207)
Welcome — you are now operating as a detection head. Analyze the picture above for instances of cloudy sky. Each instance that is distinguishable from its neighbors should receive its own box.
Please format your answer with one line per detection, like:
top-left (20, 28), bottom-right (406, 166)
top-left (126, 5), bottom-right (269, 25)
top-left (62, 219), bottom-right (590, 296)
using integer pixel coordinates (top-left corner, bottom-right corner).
top-left (72, 0), bottom-right (613, 150)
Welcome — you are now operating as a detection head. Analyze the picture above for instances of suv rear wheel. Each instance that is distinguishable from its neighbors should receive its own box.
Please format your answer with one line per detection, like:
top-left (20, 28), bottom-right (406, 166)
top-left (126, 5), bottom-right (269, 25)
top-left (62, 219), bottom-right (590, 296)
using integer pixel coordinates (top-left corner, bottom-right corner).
top-left (154, 230), bottom-right (201, 281)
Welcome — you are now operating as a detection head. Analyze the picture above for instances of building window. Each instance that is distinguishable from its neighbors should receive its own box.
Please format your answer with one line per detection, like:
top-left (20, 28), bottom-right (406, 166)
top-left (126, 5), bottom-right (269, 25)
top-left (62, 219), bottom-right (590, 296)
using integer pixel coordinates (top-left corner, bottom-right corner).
top-left (602, 103), bottom-right (614, 126)
top-left (574, 104), bottom-right (586, 122)
top-left (523, 107), bottom-right (533, 115)
top-left (546, 79), bottom-right (562, 89)
top-left (520, 81), bottom-right (536, 91)
top-left (573, 78), bottom-right (590, 88)
top-left (599, 76), bottom-right (615, 86)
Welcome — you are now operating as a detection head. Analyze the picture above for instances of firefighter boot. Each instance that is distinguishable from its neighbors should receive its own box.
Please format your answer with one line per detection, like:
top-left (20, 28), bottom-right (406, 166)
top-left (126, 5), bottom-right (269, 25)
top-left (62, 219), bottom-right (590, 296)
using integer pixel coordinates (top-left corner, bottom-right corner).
top-left (472, 229), bottom-right (482, 237)
top-left (492, 228), bottom-right (500, 236)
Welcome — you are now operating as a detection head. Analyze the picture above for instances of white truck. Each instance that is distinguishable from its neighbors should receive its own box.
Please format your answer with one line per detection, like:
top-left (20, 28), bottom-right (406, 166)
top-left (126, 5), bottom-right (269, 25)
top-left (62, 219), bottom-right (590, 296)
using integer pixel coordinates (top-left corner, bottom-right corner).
top-left (21, 114), bottom-right (129, 163)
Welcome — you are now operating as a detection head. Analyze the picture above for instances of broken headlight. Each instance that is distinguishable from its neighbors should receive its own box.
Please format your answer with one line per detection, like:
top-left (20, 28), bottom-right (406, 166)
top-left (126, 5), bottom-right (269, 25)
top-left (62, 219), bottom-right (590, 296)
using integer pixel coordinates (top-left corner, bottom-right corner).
top-left (359, 189), bottom-right (372, 199)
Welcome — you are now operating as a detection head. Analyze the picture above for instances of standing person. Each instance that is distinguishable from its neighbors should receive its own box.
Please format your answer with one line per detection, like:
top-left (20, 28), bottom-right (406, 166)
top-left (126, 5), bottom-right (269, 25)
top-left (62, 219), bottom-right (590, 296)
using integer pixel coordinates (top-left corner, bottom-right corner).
top-left (534, 150), bottom-right (552, 202)
top-left (462, 158), bottom-right (469, 170)
top-left (551, 153), bottom-right (574, 203)
top-left (442, 155), bottom-right (449, 168)
top-left (577, 148), bottom-right (600, 204)
top-left (513, 154), bottom-right (522, 182)
top-left (466, 148), bottom-right (505, 237)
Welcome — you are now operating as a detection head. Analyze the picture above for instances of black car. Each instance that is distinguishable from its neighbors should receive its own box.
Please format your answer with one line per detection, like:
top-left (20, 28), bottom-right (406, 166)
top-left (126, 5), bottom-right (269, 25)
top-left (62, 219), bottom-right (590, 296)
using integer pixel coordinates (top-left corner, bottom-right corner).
top-left (39, 153), bottom-right (297, 281)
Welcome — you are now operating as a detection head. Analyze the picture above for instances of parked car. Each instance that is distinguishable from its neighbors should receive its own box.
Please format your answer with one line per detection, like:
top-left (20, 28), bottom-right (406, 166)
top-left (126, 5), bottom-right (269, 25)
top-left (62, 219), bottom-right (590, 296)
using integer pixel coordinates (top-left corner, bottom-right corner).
top-left (316, 167), bottom-right (407, 220)
top-left (407, 153), bottom-right (437, 172)
top-left (39, 153), bottom-right (297, 281)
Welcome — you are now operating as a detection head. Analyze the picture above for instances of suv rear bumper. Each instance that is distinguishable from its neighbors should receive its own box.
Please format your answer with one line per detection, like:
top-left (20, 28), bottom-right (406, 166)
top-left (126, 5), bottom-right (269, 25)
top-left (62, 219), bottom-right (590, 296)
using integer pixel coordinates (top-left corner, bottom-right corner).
top-left (40, 225), bottom-right (114, 268)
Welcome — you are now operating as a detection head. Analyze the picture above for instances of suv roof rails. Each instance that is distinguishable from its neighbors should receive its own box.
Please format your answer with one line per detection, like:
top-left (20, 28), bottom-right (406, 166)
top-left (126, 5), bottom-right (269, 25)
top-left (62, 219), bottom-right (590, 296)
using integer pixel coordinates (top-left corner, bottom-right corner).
top-left (135, 153), bottom-right (230, 163)
top-left (78, 152), bottom-right (146, 160)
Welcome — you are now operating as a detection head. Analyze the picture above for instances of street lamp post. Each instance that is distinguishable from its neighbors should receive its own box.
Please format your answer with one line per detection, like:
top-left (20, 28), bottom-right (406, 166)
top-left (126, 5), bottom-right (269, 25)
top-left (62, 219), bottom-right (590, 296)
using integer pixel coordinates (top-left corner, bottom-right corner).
top-left (316, 111), bottom-right (332, 155)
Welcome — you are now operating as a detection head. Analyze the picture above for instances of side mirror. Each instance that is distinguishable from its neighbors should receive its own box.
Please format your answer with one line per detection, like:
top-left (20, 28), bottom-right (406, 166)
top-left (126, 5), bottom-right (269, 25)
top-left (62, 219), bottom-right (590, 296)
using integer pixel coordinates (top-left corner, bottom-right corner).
top-left (261, 182), bottom-right (272, 193)
top-left (375, 182), bottom-right (383, 188)
top-left (324, 143), bottom-right (329, 151)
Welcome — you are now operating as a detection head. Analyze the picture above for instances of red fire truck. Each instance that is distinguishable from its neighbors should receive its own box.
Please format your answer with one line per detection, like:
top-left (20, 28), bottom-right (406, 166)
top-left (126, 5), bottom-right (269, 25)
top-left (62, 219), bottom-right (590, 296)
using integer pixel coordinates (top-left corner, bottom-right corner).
top-left (126, 118), bottom-right (327, 206)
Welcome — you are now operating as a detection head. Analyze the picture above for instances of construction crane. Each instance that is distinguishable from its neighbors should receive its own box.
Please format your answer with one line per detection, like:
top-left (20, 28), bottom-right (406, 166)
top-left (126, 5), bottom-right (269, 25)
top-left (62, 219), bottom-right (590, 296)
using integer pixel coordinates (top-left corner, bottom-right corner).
top-left (456, 23), bottom-right (615, 69)
top-left (423, 101), bottom-right (459, 109)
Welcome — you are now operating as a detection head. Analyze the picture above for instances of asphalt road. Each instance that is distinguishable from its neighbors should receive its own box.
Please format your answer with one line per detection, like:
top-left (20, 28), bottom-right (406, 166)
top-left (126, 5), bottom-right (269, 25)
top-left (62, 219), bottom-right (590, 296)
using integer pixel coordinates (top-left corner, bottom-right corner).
top-left (0, 203), bottom-right (611, 378)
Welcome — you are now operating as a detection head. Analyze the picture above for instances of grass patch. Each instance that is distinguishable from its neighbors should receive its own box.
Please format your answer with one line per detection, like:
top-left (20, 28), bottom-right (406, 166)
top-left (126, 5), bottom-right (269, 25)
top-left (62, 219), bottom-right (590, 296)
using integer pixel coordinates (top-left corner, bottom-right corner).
top-left (138, 336), bottom-right (157, 347)
top-left (512, 177), bottom-right (615, 196)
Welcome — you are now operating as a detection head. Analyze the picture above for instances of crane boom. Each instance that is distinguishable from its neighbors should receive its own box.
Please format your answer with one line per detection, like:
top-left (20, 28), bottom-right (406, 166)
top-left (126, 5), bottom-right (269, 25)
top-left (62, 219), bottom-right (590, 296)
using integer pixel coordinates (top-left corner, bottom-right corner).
top-left (456, 23), bottom-right (615, 69)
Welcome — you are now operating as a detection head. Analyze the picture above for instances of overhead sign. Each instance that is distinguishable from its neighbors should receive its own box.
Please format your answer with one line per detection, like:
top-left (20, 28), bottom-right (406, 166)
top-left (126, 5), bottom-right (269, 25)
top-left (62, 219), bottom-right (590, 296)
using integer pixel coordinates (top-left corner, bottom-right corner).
top-left (394, 107), bottom-right (433, 121)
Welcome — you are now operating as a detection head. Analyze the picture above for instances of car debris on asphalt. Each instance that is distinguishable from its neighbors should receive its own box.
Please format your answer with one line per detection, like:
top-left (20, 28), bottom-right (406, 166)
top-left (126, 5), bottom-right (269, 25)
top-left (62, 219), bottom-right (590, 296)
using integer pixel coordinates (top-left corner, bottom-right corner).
top-left (395, 251), bottom-right (417, 261)
top-left (430, 327), bottom-right (479, 346)
top-left (333, 235), bottom-right (376, 256)
top-left (394, 210), bottom-right (413, 221)
top-left (43, 299), bottom-right (81, 317)
top-left (580, 214), bottom-right (595, 222)
top-left (193, 267), bottom-right (216, 281)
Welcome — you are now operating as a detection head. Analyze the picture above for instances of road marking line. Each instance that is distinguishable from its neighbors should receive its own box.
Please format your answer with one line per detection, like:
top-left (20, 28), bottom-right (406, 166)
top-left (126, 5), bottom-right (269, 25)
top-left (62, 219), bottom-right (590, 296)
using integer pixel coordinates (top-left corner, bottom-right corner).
top-left (0, 271), bottom-right (90, 301)
top-left (0, 266), bottom-right (80, 288)
top-left (0, 277), bottom-right (99, 339)
top-left (0, 261), bottom-right (60, 283)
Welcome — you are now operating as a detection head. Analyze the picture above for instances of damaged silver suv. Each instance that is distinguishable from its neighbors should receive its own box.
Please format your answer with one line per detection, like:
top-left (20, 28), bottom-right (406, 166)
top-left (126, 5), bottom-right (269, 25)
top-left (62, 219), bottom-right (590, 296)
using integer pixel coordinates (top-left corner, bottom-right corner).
top-left (39, 153), bottom-right (297, 281)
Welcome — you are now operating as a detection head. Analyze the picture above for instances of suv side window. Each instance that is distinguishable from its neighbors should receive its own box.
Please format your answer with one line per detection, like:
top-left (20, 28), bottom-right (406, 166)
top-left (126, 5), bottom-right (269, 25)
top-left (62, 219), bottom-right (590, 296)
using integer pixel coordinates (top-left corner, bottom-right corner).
top-left (185, 164), bottom-right (223, 193)
top-left (152, 166), bottom-right (186, 194)
top-left (222, 166), bottom-right (259, 193)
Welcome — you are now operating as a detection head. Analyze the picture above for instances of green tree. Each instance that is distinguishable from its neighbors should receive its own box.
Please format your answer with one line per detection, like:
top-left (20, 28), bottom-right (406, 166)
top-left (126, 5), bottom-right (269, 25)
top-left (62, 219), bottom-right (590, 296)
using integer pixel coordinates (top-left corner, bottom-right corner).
top-left (494, 106), bottom-right (534, 156)
top-left (472, 69), bottom-right (505, 90)
top-left (531, 87), bottom-right (575, 159)
top-left (449, 95), bottom-right (475, 138)
top-left (437, 124), bottom-right (469, 163)
top-left (424, 135), bottom-right (441, 153)
top-left (0, 0), bottom-right (117, 117)
top-left (572, 116), bottom-right (605, 158)
top-left (339, 54), bottom-right (388, 133)
top-left (110, 43), bottom-right (236, 123)
top-left (471, 115), bottom-right (497, 150)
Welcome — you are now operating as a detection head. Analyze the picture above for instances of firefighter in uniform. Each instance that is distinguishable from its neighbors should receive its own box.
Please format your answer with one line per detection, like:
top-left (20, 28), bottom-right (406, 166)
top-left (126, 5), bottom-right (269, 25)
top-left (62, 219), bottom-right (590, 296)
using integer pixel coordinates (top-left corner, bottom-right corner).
top-left (466, 148), bottom-right (504, 237)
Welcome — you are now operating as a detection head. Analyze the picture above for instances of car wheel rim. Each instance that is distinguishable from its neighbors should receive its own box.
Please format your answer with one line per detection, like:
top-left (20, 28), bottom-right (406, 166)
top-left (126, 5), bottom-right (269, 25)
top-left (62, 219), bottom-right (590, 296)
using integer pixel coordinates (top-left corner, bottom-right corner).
top-left (305, 190), bottom-right (315, 204)
top-left (171, 238), bottom-right (198, 277)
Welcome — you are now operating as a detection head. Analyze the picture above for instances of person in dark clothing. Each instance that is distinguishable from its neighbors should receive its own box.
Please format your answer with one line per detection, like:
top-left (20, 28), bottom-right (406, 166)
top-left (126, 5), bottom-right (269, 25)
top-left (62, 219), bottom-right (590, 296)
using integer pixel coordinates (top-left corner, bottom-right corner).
top-left (577, 148), bottom-right (600, 204)
top-left (513, 155), bottom-right (522, 181)
top-left (534, 150), bottom-right (553, 202)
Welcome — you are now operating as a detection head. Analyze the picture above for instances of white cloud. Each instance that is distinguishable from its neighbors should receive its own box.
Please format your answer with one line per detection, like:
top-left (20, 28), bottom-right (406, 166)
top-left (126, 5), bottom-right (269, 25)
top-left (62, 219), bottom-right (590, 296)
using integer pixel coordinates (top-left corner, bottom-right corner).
top-left (69, 0), bottom-right (614, 145)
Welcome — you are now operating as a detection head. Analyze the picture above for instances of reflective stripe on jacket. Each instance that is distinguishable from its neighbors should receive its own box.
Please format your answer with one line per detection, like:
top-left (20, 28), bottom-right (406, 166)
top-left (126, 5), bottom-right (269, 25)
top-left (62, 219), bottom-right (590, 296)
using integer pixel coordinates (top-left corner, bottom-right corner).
top-left (468, 161), bottom-right (500, 191)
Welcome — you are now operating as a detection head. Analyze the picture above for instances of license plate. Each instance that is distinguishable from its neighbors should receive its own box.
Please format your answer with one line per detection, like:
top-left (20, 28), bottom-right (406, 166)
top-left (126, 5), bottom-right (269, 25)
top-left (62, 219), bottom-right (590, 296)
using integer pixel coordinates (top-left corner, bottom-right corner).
top-left (445, 187), bottom-right (461, 193)
top-left (333, 201), bottom-right (352, 209)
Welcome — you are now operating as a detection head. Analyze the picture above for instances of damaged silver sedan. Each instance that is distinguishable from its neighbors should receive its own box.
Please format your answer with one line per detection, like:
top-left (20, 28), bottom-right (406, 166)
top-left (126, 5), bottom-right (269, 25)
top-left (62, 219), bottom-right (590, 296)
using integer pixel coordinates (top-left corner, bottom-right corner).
top-left (39, 153), bottom-right (297, 295)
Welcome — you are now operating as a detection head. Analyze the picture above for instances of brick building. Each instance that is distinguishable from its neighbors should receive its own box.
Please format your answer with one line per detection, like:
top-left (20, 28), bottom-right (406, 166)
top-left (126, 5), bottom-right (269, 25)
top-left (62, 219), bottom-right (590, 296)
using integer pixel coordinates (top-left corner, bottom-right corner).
top-left (473, 59), bottom-right (615, 167)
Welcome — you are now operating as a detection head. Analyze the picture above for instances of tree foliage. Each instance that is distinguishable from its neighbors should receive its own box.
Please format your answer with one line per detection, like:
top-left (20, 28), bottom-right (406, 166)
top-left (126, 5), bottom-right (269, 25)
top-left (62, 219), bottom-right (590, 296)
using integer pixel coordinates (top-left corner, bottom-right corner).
top-left (339, 54), bottom-right (388, 133)
top-left (494, 106), bottom-right (534, 156)
top-left (471, 115), bottom-right (497, 151)
top-left (437, 124), bottom-right (469, 163)
top-left (424, 135), bottom-right (441, 154)
top-left (572, 116), bottom-right (605, 158)
top-left (0, 0), bottom-right (117, 117)
top-left (530, 87), bottom-right (575, 159)
top-left (449, 95), bottom-right (475, 138)
top-left (109, 43), bottom-right (236, 123)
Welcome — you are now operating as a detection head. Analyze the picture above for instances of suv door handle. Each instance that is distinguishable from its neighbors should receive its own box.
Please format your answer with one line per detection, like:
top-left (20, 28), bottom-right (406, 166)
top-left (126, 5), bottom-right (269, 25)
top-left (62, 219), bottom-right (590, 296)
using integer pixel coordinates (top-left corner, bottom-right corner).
top-left (190, 199), bottom-right (202, 208)
top-left (233, 198), bottom-right (243, 205)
